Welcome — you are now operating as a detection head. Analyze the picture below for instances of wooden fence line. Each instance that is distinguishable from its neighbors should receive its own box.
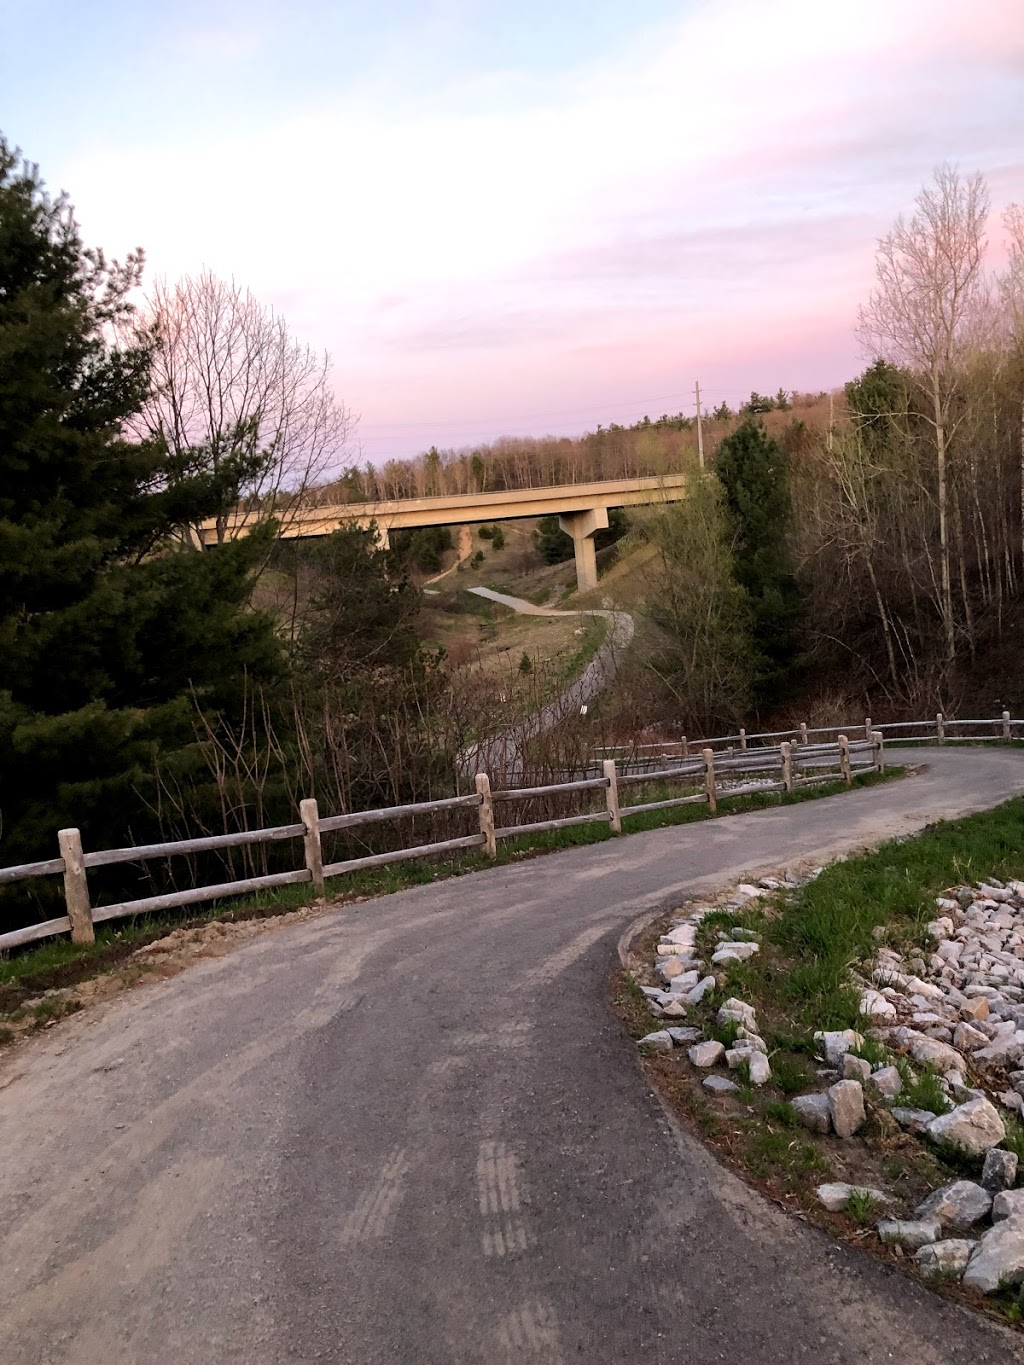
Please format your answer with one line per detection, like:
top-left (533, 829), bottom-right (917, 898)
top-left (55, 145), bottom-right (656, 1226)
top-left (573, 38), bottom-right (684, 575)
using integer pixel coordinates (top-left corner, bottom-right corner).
top-left (0, 731), bottom-right (891, 955)
top-left (593, 710), bottom-right (1019, 771)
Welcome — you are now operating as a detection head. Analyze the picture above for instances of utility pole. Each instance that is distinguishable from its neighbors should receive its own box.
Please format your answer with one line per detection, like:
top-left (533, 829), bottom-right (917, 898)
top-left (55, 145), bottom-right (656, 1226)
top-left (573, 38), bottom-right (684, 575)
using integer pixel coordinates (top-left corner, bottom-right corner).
top-left (827, 391), bottom-right (834, 453)
top-left (695, 381), bottom-right (704, 469)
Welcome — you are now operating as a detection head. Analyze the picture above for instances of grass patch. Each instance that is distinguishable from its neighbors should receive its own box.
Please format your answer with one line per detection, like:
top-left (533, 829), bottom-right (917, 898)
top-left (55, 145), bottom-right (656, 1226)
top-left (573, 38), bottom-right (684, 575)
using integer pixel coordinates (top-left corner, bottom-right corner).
top-left (897, 1061), bottom-right (949, 1116)
top-left (845, 1189), bottom-right (880, 1225)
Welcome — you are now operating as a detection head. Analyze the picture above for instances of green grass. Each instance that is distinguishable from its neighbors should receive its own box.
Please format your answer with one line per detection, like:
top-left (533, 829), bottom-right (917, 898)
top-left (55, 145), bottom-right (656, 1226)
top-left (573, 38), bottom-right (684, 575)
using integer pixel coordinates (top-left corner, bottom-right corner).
top-left (0, 766), bottom-right (899, 1001)
top-left (845, 1189), bottom-right (880, 1225)
top-left (896, 1060), bottom-right (949, 1116)
top-left (743, 1126), bottom-right (831, 1180)
top-left (729, 793), bottom-right (1024, 1033)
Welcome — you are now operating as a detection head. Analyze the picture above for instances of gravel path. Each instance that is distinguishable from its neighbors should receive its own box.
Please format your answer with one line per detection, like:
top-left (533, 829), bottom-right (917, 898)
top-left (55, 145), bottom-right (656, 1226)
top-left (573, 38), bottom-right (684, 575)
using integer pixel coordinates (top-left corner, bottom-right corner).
top-left (462, 585), bottom-right (634, 781)
top-left (3, 749), bottom-right (1024, 1363)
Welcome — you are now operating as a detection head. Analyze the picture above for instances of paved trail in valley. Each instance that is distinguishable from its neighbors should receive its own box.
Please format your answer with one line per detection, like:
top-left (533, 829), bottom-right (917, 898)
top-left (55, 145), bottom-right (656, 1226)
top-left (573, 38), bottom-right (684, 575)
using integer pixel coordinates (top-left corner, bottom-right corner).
top-left (3, 748), bottom-right (1024, 1364)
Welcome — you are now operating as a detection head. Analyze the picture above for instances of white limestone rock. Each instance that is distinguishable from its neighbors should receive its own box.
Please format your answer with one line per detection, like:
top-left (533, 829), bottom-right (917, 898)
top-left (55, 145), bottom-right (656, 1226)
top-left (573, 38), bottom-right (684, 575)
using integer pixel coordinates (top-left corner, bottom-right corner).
top-left (842, 1054), bottom-right (872, 1083)
top-left (915, 1239), bottom-right (976, 1279)
top-left (992, 1189), bottom-right (1024, 1222)
top-left (685, 976), bottom-right (717, 1005)
top-left (747, 1051), bottom-right (771, 1086)
top-left (827, 1080), bottom-right (866, 1138)
top-left (711, 942), bottom-right (760, 964)
top-left (717, 998), bottom-right (757, 1027)
top-left (915, 1181), bottom-right (992, 1232)
top-left (703, 1074), bottom-right (739, 1095)
top-left (962, 1217), bottom-right (1024, 1294)
top-left (906, 1034), bottom-right (964, 1073)
top-left (816, 1182), bottom-right (889, 1213)
top-left (859, 990), bottom-right (897, 1021)
top-left (982, 1148), bottom-right (1019, 1194)
top-left (927, 1097), bottom-right (1006, 1156)
top-left (868, 1066), bottom-right (903, 1098)
top-left (891, 1107), bottom-right (940, 1135)
top-left (792, 1093), bottom-right (833, 1134)
top-left (665, 1026), bottom-right (701, 1044)
top-left (876, 1217), bottom-right (942, 1249)
top-left (637, 1030), bottom-right (674, 1052)
top-left (814, 1029), bottom-right (864, 1067)
top-left (688, 1040), bottom-right (726, 1068)
top-left (658, 956), bottom-right (688, 982)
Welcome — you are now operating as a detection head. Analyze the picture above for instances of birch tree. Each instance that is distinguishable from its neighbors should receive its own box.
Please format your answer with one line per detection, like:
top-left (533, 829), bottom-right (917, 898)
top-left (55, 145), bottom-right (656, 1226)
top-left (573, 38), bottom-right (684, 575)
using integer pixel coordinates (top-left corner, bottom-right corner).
top-left (858, 165), bottom-right (990, 662)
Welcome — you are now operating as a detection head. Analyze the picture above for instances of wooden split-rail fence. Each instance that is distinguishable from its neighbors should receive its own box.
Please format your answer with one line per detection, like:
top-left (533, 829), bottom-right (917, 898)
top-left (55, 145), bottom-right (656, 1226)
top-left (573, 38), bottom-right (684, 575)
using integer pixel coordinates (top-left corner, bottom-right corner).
top-left (0, 733), bottom-right (887, 955)
top-left (592, 711), bottom-right (1021, 774)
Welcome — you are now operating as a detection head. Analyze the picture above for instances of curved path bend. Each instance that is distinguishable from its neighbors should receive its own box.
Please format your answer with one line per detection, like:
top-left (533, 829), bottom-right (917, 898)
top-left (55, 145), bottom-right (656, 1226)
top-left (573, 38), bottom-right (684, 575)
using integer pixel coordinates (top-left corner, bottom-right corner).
top-left (4, 749), bottom-right (1024, 1364)
top-left (462, 585), bottom-right (634, 781)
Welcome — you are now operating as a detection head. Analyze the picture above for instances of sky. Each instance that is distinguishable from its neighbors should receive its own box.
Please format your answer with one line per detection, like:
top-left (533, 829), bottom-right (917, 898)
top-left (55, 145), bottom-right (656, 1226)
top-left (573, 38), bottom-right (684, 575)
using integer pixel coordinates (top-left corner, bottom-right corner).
top-left (4, 0), bottom-right (1023, 468)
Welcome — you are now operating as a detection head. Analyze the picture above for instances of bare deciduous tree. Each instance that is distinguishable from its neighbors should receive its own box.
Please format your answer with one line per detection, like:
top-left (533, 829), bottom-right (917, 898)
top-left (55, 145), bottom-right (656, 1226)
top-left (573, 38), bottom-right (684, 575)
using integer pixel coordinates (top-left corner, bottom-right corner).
top-left (858, 165), bottom-right (990, 661)
top-left (142, 270), bottom-right (354, 544)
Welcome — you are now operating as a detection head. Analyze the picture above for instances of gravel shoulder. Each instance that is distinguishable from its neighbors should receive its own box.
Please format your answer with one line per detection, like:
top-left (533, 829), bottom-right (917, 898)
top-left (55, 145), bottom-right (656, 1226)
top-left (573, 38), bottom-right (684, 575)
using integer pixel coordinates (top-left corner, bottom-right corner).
top-left (3, 749), bottom-right (1024, 1363)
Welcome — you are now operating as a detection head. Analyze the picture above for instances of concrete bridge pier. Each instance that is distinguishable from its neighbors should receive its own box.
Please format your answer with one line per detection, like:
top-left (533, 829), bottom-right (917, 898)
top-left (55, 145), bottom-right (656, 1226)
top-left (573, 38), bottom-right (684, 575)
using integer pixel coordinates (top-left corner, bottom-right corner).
top-left (559, 506), bottom-right (608, 593)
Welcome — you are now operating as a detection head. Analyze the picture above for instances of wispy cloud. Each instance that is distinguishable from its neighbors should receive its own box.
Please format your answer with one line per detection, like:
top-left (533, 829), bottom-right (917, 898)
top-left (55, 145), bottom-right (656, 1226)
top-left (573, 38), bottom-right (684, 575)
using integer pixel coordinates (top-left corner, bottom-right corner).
top-left (21, 0), bottom-right (1021, 457)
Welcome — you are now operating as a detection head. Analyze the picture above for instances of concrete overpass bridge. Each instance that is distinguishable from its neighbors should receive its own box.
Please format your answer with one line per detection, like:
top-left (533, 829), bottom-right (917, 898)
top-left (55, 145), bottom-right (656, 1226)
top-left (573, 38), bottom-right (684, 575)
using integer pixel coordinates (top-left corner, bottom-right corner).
top-left (200, 474), bottom-right (687, 592)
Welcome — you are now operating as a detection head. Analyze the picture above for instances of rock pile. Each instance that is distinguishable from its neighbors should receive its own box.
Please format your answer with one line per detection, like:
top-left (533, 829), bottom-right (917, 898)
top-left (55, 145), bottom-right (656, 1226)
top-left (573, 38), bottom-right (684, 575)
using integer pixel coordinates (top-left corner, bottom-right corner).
top-left (633, 869), bottom-right (1024, 1300)
top-left (636, 876), bottom-right (777, 1092)
top-left (860, 877), bottom-right (1024, 1118)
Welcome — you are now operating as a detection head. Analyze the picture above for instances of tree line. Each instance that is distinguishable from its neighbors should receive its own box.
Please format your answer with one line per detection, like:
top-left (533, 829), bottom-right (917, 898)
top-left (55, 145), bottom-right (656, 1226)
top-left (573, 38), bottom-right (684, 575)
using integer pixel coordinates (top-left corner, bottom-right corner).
top-left (638, 166), bottom-right (1024, 731)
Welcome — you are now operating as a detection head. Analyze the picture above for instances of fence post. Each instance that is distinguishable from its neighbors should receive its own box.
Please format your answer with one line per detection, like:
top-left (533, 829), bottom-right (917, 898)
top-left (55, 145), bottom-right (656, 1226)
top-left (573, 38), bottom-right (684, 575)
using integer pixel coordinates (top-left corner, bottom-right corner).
top-left (936, 711), bottom-right (945, 744)
top-left (864, 716), bottom-right (872, 741)
top-left (300, 798), bottom-right (325, 897)
top-left (702, 748), bottom-right (717, 814)
top-left (1003, 710), bottom-right (1011, 742)
top-left (838, 734), bottom-right (852, 787)
top-left (780, 741), bottom-right (794, 794)
top-left (681, 735), bottom-right (689, 758)
top-left (602, 759), bottom-right (621, 834)
top-left (872, 730), bottom-right (885, 773)
top-left (800, 722), bottom-right (809, 745)
top-left (57, 828), bottom-right (94, 945)
top-left (476, 772), bottom-right (497, 857)
top-left (739, 727), bottom-right (747, 750)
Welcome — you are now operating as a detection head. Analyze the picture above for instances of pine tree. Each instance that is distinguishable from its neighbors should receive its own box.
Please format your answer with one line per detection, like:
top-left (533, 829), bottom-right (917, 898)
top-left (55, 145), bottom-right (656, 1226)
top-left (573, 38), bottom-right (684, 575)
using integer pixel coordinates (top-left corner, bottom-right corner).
top-left (0, 137), bottom-right (283, 880)
top-left (714, 417), bottom-right (803, 701)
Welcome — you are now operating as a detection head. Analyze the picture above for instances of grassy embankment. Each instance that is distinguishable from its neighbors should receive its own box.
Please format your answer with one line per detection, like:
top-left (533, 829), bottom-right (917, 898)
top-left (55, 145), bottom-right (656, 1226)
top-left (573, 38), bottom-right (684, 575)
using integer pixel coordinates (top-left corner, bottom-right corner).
top-left (615, 795), bottom-right (1024, 1323)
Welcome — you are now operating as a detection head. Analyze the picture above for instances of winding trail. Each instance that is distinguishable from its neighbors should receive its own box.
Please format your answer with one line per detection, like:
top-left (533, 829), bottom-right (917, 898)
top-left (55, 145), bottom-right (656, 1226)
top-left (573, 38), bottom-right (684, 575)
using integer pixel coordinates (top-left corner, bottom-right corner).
top-left (462, 585), bottom-right (634, 781)
top-left (3, 749), bottom-right (1024, 1363)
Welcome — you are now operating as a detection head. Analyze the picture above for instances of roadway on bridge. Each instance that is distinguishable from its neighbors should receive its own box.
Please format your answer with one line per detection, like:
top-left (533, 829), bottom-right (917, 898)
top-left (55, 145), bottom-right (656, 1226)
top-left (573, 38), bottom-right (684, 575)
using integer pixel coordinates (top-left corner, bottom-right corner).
top-left (2, 749), bottom-right (1024, 1363)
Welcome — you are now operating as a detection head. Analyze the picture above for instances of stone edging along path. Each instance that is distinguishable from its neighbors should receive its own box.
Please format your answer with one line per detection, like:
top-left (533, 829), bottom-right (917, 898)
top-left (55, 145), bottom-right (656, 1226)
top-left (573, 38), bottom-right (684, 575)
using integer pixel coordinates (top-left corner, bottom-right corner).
top-left (617, 854), bottom-right (1024, 1325)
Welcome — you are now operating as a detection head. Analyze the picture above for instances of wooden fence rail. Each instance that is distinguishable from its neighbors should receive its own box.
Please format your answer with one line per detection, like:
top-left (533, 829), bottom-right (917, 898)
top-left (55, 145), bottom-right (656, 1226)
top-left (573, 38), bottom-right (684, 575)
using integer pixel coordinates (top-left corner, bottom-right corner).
top-left (0, 730), bottom-right (892, 955)
top-left (593, 710), bottom-right (1020, 772)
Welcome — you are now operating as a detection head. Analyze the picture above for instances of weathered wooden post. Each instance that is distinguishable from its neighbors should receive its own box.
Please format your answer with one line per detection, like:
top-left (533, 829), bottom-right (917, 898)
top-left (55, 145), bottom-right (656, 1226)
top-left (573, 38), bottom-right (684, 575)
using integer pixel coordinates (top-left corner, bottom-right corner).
top-left (739, 727), bottom-right (747, 751)
top-left (780, 741), bottom-right (794, 794)
top-left (702, 748), bottom-right (717, 815)
top-left (476, 772), bottom-right (497, 857)
top-left (872, 730), bottom-right (885, 773)
top-left (800, 722), bottom-right (809, 745)
top-left (1003, 710), bottom-right (1011, 743)
top-left (864, 716), bottom-right (872, 741)
top-left (838, 734), bottom-right (852, 787)
top-left (602, 759), bottom-right (621, 834)
top-left (300, 798), bottom-right (325, 897)
top-left (681, 735), bottom-right (689, 758)
top-left (936, 712), bottom-right (945, 744)
top-left (58, 828), bottom-right (94, 945)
